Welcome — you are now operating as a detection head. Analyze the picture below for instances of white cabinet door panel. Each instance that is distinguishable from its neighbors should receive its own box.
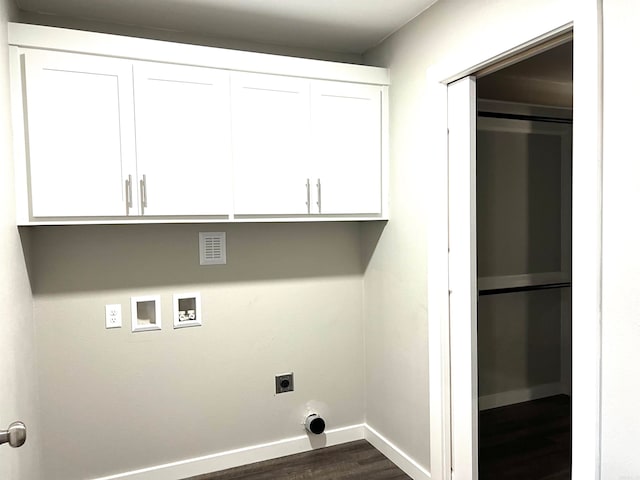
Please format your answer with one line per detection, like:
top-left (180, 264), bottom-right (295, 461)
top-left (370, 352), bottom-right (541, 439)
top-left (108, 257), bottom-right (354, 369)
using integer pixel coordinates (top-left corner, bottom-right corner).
top-left (232, 73), bottom-right (310, 215)
top-left (134, 63), bottom-right (232, 216)
top-left (23, 50), bottom-right (136, 217)
top-left (311, 81), bottom-right (382, 215)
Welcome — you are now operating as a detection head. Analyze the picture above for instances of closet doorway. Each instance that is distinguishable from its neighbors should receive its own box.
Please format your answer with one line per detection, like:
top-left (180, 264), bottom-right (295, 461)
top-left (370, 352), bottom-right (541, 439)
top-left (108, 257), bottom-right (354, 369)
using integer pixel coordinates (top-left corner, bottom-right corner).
top-left (476, 41), bottom-right (573, 480)
top-left (447, 38), bottom-right (573, 480)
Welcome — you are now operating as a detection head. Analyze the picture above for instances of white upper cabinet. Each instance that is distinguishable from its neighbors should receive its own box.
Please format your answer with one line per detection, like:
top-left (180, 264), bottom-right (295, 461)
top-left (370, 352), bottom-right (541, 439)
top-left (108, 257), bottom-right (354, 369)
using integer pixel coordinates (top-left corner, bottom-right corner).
top-left (310, 81), bottom-right (382, 215)
top-left (232, 76), bottom-right (384, 217)
top-left (9, 23), bottom-right (389, 224)
top-left (231, 73), bottom-right (310, 216)
top-left (22, 49), bottom-right (137, 217)
top-left (133, 63), bottom-right (232, 216)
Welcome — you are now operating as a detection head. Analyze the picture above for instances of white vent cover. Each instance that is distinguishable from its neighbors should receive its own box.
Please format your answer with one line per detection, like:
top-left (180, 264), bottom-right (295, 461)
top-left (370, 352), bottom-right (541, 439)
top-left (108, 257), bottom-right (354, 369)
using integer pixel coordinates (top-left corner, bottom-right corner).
top-left (199, 232), bottom-right (226, 265)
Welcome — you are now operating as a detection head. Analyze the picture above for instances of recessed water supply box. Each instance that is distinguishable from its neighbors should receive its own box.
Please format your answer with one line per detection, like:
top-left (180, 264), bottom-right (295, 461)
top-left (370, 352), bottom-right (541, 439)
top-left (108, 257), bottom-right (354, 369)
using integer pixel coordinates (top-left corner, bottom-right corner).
top-left (131, 295), bottom-right (161, 332)
top-left (173, 292), bottom-right (202, 329)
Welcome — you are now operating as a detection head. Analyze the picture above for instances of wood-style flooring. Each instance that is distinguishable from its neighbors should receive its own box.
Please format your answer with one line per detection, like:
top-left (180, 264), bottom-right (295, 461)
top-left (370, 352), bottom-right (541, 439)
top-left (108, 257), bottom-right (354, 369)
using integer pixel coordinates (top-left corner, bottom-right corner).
top-left (479, 395), bottom-right (571, 480)
top-left (183, 396), bottom-right (569, 480)
top-left (182, 440), bottom-right (411, 480)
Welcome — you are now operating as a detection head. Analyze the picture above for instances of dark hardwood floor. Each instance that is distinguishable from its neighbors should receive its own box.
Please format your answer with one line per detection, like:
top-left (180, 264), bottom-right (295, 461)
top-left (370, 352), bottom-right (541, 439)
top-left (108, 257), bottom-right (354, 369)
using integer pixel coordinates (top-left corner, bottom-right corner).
top-left (182, 440), bottom-right (410, 480)
top-left (183, 397), bottom-right (569, 480)
top-left (479, 395), bottom-right (571, 480)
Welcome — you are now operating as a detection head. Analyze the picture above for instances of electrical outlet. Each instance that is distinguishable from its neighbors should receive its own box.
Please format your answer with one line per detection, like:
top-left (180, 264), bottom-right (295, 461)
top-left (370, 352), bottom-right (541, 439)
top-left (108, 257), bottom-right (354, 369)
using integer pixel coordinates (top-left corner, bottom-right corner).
top-left (275, 373), bottom-right (294, 394)
top-left (105, 304), bottom-right (122, 329)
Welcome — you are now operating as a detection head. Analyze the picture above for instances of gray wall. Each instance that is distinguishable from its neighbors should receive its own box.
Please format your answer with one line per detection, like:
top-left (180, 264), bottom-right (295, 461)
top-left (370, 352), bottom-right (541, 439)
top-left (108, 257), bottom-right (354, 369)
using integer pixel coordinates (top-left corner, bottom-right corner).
top-left (476, 125), bottom-right (563, 278)
top-left (363, 0), bottom-right (572, 471)
top-left (476, 116), bottom-right (570, 406)
top-left (29, 222), bottom-right (365, 479)
top-left (478, 290), bottom-right (562, 397)
top-left (0, 0), bottom-right (42, 478)
top-left (9, 8), bottom-right (367, 479)
top-left (6, 1), bottom-right (616, 478)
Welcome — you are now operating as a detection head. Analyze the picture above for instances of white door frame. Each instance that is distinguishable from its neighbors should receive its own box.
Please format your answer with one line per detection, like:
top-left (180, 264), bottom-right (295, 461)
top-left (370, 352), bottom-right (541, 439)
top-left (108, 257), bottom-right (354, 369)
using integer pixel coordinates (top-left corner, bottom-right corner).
top-left (447, 76), bottom-right (478, 480)
top-left (427, 3), bottom-right (603, 480)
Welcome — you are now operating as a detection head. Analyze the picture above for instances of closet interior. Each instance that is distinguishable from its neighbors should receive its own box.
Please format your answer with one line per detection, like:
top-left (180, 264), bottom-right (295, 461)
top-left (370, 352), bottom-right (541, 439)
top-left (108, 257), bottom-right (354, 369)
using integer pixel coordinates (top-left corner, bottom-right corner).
top-left (475, 41), bottom-right (573, 480)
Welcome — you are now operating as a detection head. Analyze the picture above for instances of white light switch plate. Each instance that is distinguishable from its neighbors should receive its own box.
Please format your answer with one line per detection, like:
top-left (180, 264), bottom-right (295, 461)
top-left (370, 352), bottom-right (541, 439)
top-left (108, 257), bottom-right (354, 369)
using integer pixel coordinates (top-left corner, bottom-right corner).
top-left (105, 304), bottom-right (122, 329)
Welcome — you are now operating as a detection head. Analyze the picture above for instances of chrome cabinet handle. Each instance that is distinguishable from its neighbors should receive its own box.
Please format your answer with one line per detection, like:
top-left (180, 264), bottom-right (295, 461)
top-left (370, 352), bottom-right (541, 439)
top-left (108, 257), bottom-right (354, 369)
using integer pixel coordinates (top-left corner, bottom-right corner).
top-left (0, 422), bottom-right (26, 448)
top-left (305, 178), bottom-right (311, 214)
top-left (125, 175), bottom-right (133, 215)
top-left (316, 178), bottom-right (322, 214)
top-left (140, 174), bottom-right (148, 213)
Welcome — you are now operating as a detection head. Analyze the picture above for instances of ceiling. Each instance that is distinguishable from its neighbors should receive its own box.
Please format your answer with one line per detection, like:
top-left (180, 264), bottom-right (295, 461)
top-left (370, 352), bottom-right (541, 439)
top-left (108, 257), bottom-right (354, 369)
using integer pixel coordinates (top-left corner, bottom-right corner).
top-left (15, 0), bottom-right (440, 54)
top-left (492, 41), bottom-right (573, 84)
top-left (478, 41), bottom-right (573, 108)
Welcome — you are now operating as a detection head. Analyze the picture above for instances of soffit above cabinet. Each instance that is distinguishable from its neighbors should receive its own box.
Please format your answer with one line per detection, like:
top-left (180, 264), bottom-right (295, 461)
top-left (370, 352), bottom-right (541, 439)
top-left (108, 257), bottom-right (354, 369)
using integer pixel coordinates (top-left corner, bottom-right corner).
top-left (8, 23), bottom-right (389, 85)
top-left (15, 0), bottom-right (439, 54)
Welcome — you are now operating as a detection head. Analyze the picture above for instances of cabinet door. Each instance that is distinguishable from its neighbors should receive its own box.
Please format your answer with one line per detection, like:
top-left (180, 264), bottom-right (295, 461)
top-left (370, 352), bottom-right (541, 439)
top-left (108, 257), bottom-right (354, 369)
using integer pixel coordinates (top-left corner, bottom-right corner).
top-left (311, 81), bottom-right (382, 215)
top-left (133, 63), bottom-right (232, 216)
top-left (23, 50), bottom-right (136, 217)
top-left (231, 73), bottom-right (310, 215)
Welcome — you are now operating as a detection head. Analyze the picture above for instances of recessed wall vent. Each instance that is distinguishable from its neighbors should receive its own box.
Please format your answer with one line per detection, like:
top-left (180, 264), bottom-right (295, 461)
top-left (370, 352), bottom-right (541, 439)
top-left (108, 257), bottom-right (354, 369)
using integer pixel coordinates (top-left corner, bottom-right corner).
top-left (199, 232), bottom-right (226, 265)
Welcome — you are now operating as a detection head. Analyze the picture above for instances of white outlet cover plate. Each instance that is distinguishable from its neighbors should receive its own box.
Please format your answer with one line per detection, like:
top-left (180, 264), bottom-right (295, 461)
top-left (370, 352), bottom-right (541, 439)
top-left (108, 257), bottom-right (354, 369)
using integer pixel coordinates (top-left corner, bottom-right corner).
top-left (105, 304), bottom-right (122, 329)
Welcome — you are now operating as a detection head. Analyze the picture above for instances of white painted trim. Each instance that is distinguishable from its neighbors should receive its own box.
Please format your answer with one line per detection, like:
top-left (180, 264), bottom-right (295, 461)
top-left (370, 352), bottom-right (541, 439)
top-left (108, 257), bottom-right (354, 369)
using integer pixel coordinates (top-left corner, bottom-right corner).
top-left (440, 22), bottom-right (573, 85)
top-left (8, 23), bottom-right (389, 86)
top-left (9, 45), bottom-right (29, 225)
top-left (92, 424), bottom-right (365, 480)
top-left (478, 382), bottom-right (566, 411)
top-left (16, 215), bottom-right (388, 226)
top-left (380, 86), bottom-right (390, 219)
top-left (89, 424), bottom-right (432, 480)
top-left (571, 2), bottom-right (603, 479)
top-left (425, 64), bottom-right (452, 480)
top-left (447, 76), bottom-right (479, 480)
top-left (365, 425), bottom-right (431, 480)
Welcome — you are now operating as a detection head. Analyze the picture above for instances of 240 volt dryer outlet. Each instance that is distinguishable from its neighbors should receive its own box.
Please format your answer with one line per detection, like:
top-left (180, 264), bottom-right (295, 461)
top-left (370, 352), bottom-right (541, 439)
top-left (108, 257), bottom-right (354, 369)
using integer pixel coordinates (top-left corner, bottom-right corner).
top-left (275, 373), bottom-right (294, 394)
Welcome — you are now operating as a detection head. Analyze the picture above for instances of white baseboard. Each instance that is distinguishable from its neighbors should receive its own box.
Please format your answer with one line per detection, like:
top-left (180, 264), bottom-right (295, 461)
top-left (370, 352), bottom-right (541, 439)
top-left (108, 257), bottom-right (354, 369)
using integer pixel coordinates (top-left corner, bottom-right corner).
top-left (365, 425), bottom-right (431, 480)
top-left (479, 382), bottom-right (566, 411)
top-left (93, 422), bottom-right (432, 480)
top-left (93, 424), bottom-right (365, 480)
